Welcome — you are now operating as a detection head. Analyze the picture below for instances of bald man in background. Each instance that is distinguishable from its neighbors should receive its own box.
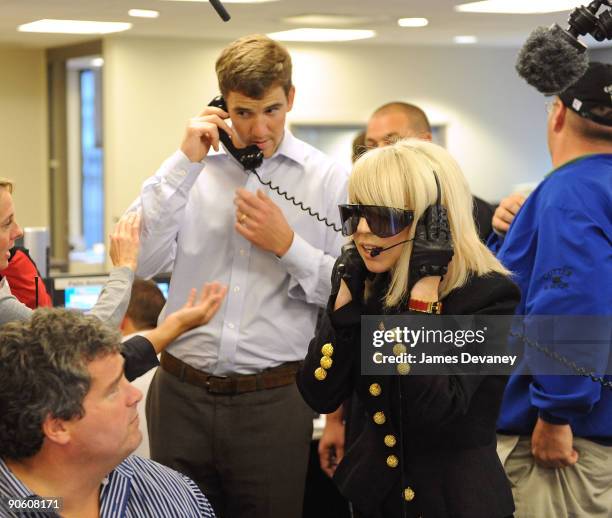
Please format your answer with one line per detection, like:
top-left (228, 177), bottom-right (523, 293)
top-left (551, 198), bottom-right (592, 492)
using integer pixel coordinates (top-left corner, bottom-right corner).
top-left (365, 102), bottom-right (494, 240)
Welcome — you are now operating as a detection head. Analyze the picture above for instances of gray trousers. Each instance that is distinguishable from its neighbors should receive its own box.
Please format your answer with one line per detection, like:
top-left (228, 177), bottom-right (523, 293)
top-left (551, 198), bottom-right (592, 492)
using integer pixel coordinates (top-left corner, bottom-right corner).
top-left (498, 434), bottom-right (612, 518)
top-left (146, 366), bottom-right (314, 518)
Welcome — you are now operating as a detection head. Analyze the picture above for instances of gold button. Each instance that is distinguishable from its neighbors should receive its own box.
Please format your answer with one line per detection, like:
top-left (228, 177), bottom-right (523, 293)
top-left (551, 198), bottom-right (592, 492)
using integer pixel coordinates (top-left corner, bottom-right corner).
top-left (369, 383), bottom-right (382, 397)
top-left (393, 343), bottom-right (407, 355)
top-left (320, 356), bottom-right (333, 370)
top-left (397, 363), bottom-right (411, 375)
top-left (321, 343), bottom-right (334, 357)
top-left (378, 321), bottom-right (385, 331)
top-left (384, 434), bottom-right (397, 447)
top-left (386, 455), bottom-right (399, 468)
top-left (403, 487), bottom-right (415, 501)
top-left (373, 411), bottom-right (386, 425)
top-left (314, 367), bottom-right (327, 381)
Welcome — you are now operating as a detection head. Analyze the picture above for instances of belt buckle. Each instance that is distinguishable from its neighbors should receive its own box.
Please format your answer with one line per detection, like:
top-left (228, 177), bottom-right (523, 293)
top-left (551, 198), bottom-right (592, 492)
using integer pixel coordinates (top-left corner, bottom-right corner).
top-left (206, 375), bottom-right (236, 395)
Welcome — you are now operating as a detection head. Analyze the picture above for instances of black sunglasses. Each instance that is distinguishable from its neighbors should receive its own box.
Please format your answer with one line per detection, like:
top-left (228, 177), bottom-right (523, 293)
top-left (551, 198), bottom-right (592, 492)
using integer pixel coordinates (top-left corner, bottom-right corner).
top-left (338, 204), bottom-right (414, 238)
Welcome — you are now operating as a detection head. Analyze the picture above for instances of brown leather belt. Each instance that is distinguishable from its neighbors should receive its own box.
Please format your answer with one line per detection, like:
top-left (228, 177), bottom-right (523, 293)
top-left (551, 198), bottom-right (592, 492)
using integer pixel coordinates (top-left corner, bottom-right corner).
top-left (160, 351), bottom-right (301, 395)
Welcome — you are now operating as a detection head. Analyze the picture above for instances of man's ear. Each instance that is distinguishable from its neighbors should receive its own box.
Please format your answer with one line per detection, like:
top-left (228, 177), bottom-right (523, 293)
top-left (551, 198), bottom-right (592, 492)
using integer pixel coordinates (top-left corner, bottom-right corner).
top-left (552, 101), bottom-right (567, 133)
top-left (286, 86), bottom-right (295, 112)
top-left (42, 414), bottom-right (71, 446)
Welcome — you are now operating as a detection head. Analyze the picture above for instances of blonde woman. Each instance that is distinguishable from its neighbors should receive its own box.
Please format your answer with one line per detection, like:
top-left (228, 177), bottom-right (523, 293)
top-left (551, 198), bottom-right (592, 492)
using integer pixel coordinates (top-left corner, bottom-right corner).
top-left (297, 139), bottom-right (520, 518)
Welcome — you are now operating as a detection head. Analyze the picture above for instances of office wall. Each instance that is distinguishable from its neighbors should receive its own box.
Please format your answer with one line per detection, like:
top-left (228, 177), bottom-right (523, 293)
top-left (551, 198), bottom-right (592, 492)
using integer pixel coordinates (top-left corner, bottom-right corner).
top-left (103, 36), bottom-right (551, 238)
top-left (288, 43), bottom-right (550, 198)
top-left (0, 45), bottom-right (48, 228)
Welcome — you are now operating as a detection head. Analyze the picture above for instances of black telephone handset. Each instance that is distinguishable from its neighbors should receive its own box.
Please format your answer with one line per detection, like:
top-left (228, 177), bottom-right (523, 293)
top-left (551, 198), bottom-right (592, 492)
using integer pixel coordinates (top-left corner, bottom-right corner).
top-left (207, 95), bottom-right (341, 232)
top-left (208, 96), bottom-right (264, 170)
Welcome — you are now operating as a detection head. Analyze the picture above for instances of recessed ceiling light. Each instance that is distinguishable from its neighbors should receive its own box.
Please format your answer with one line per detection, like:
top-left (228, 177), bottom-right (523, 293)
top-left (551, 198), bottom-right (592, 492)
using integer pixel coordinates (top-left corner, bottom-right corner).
top-left (162, 0), bottom-right (279, 3)
top-left (128, 9), bottom-right (160, 18)
top-left (455, 1), bottom-right (578, 14)
top-left (283, 14), bottom-right (372, 26)
top-left (267, 28), bottom-right (376, 42)
top-left (454, 35), bottom-right (478, 44)
top-left (398, 17), bottom-right (429, 28)
top-left (18, 19), bottom-right (132, 34)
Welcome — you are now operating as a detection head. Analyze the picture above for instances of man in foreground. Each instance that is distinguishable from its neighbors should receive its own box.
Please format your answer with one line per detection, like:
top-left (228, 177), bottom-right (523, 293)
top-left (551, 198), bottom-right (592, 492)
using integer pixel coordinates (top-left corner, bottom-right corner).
top-left (0, 308), bottom-right (216, 517)
top-left (130, 34), bottom-right (347, 517)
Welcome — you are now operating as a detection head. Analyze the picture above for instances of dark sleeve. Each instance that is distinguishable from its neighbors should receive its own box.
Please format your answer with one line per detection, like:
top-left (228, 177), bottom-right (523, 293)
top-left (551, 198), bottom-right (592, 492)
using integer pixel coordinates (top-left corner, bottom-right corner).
top-left (121, 335), bottom-right (159, 381)
top-left (296, 297), bottom-right (363, 414)
top-left (473, 195), bottom-right (495, 243)
top-left (371, 276), bottom-right (520, 432)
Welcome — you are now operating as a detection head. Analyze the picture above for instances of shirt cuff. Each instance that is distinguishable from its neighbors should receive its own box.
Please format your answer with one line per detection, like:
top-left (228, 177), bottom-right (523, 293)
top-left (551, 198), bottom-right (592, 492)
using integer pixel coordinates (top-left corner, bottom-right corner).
top-left (538, 410), bottom-right (571, 426)
top-left (278, 232), bottom-right (315, 278)
top-left (110, 265), bottom-right (135, 281)
top-left (161, 150), bottom-right (206, 190)
top-left (122, 335), bottom-right (160, 382)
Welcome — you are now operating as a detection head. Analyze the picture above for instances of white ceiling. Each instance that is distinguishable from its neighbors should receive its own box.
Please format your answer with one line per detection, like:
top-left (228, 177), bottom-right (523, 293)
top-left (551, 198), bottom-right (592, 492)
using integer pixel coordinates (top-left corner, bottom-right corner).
top-left (0, 0), bottom-right (605, 50)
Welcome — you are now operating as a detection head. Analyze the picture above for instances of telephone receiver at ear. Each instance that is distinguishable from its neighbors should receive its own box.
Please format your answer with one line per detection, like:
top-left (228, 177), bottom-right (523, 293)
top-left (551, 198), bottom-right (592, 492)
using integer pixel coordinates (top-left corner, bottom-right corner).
top-left (206, 96), bottom-right (342, 233)
top-left (208, 95), bottom-right (264, 170)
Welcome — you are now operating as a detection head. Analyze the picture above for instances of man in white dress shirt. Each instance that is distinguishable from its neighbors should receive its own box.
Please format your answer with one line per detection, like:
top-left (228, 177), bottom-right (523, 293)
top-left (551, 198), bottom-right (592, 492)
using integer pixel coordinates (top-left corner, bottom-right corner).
top-left (129, 34), bottom-right (347, 518)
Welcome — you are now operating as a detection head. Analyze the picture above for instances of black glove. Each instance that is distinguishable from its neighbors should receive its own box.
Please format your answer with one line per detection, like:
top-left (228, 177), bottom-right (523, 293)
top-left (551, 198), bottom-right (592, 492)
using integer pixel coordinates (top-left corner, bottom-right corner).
top-left (331, 242), bottom-right (369, 304)
top-left (409, 203), bottom-right (454, 283)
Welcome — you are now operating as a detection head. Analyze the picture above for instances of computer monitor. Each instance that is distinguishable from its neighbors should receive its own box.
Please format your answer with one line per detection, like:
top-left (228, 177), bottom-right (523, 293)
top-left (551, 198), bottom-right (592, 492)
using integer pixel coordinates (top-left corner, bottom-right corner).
top-left (51, 273), bottom-right (170, 310)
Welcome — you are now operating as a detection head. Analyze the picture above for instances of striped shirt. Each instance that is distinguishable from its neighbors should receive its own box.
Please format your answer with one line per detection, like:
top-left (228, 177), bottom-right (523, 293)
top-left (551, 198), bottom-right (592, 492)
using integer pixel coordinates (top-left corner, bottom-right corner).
top-left (0, 455), bottom-right (216, 517)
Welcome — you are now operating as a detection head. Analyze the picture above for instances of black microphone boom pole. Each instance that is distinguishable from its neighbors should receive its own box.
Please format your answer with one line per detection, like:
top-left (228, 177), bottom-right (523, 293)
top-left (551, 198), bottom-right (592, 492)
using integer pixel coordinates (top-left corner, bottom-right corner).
top-left (209, 0), bottom-right (231, 22)
top-left (370, 239), bottom-right (412, 257)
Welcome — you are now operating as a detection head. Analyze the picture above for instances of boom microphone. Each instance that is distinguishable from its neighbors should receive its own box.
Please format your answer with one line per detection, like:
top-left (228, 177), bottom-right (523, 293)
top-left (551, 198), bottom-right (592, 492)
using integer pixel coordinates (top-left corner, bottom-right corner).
top-left (370, 239), bottom-right (412, 257)
top-left (516, 24), bottom-right (588, 95)
top-left (209, 0), bottom-right (231, 22)
top-left (516, 0), bottom-right (612, 95)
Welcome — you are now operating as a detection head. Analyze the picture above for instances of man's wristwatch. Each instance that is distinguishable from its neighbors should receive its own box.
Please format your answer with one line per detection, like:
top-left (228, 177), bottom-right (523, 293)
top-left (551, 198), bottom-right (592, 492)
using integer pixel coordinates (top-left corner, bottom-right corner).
top-left (408, 298), bottom-right (443, 314)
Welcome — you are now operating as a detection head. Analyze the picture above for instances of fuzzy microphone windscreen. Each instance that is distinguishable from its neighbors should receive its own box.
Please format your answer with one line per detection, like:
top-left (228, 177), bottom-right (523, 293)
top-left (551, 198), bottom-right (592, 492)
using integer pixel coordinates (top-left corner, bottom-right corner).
top-left (516, 25), bottom-right (589, 95)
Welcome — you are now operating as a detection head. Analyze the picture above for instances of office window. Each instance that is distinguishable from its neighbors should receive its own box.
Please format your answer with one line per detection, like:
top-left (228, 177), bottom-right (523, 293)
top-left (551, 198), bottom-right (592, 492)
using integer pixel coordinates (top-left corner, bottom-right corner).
top-left (64, 55), bottom-right (105, 267)
top-left (80, 69), bottom-right (103, 250)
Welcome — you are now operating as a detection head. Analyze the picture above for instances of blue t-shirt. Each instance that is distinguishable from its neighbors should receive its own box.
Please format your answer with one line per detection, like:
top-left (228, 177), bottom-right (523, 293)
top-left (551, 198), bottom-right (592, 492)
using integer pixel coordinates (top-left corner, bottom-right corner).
top-left (490, 154), bottom-right (612, 440)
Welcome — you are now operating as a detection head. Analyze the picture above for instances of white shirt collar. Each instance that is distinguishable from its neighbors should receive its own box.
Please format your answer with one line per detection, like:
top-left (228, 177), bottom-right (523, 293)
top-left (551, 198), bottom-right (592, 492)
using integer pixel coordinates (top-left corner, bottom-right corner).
top-left (271, 129), bottom-right (307, 167)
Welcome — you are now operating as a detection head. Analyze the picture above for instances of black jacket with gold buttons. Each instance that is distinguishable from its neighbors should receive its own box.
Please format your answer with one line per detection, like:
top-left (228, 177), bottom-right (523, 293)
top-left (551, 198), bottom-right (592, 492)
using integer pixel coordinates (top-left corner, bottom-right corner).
top-left (297, 271), bottom-right (520, 518)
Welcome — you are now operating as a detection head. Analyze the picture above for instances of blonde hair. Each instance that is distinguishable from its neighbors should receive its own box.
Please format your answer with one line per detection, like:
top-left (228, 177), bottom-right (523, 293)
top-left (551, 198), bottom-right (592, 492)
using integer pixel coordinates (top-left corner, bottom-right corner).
top-left (349, 139), bottom-right (509, 308)
top-left (216, 34), bottom-right (293, 99)
top-left (0, 178), bottom-right (14, 193)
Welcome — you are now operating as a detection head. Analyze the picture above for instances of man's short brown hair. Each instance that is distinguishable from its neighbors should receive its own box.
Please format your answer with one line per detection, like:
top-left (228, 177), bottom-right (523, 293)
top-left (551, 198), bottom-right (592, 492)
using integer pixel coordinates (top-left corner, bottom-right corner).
top-left (0, 177), bottom-right (14, 193)
top-left (373, 102), bottom-right (432, 135)
top-left (567, 109), bottom-right (612, 143)
top-left (216, 34), bottom-right (293, 99)
top-left (125, 278), bottom-right (166, 331)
